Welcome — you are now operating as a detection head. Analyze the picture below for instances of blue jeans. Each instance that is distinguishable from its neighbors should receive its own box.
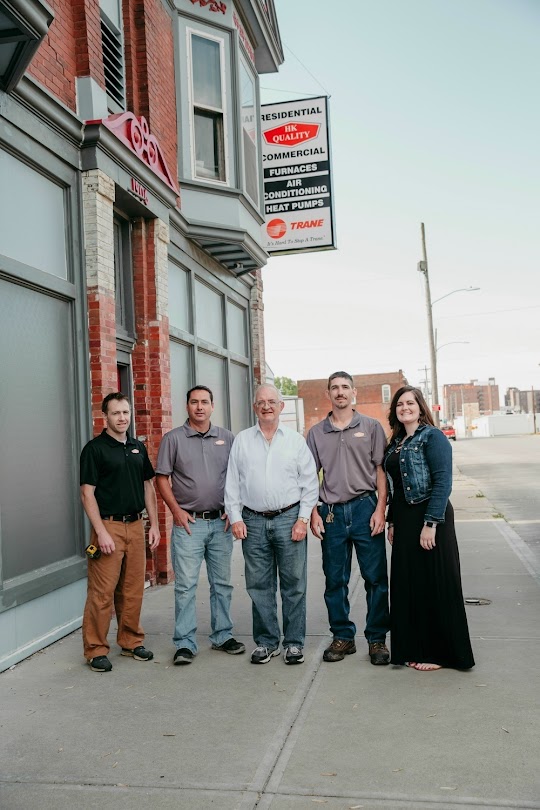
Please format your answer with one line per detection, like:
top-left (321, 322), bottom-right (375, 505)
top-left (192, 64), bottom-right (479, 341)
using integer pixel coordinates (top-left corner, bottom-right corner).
top-left (171, 518), bottom-right (234, 653)
top-left (242, 505), bottom-right (307, 649)
top-left (319, 494), bottom-right (389, 643)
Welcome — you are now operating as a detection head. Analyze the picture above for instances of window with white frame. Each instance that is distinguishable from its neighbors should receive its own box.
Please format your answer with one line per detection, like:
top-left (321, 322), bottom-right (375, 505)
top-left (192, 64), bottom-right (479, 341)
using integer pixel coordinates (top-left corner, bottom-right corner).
top-left (382, 384), bottom-right (391, 403)
top-left (189, 32), bottom-right (226, 182)
top-left (239, 60), bottom-right (258, 206)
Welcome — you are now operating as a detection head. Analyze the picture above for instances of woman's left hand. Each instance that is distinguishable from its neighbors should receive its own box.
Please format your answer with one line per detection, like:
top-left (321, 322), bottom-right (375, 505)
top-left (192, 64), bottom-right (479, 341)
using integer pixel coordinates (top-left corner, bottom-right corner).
top-left (420, 525), bottom-right (437, 551)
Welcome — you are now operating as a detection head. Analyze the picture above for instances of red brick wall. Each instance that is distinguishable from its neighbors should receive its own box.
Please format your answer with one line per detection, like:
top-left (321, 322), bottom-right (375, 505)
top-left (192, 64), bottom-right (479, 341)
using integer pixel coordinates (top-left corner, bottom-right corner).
top-left (27, 0), bottom-right (81, 110)
top-left (123, 0), bottom-right (178, 180)
top-left (299, 371), bottom-right (409, 435)
top-left (26, 0), bottom-right (178, 186)
top-left (131, 218), bottom-right (174, 584)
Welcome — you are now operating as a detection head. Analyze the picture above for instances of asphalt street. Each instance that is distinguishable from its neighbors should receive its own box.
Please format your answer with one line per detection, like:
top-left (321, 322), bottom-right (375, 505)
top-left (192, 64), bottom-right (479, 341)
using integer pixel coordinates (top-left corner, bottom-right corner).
top-left (453, 434), bottom-right (540, 576)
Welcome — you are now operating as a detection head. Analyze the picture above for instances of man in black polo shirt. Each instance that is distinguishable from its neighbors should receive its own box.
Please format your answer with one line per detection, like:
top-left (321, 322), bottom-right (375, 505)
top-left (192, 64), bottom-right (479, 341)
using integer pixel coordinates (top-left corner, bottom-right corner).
top-left (156, 385), bottom-right (244, 665)
top-left (80, 392), bottom-right (160, 672)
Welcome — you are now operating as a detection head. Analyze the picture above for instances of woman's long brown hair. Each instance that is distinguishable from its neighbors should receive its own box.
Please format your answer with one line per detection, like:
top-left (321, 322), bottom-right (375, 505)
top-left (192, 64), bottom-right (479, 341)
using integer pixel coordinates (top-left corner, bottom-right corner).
top-left (387, 386), bottom-right (435, 444)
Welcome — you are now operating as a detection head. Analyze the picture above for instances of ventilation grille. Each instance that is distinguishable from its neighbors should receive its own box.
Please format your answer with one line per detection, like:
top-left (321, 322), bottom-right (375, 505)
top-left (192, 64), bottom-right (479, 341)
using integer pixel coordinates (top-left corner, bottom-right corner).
top-left (101, 13), bottom-right (125, 110)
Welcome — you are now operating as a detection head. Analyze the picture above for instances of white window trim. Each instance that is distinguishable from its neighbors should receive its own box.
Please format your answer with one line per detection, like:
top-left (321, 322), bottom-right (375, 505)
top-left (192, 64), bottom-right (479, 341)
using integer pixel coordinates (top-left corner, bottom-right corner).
top-left (239, 56), bottom-right (259, 208)
top-left (186, 27), bottom-right (230, 186)
top-left (382, 384), bottom-right (391, 404)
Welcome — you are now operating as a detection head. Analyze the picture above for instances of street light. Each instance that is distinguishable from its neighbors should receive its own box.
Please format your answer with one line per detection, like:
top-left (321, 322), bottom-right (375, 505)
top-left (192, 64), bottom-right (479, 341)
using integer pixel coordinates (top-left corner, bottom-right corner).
top-left (436, 340), bottom-right (470, 353)
top-left (432, 287), bottom-right (480, 306)
top-left (417, 223), bottom-right (479, 427)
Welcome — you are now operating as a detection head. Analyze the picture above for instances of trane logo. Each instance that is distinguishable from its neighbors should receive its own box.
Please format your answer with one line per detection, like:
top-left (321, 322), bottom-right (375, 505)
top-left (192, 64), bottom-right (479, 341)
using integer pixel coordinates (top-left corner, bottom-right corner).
top-left (291, 219), bottom-right (324, 229)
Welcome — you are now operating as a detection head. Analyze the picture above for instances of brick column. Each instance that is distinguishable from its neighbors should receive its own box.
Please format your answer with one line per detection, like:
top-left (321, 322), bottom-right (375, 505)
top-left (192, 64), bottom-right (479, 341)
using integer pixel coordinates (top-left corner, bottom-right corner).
top-left (82, 169), bottom-right (117, 432)
top-left (250, 269), bottom-right (266, 388)
top-left (131, 217), bottom-right (174, 584)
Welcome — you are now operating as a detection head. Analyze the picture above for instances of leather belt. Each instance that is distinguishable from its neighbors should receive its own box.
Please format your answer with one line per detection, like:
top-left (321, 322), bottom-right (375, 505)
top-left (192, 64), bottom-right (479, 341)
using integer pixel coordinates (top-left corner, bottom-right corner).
top-left (102, 512), bottom-right (144, 523)
top-left (193, 510), bottom-right (224, 520)
top-left (322, 491), bottom-right (373, 507)
top-left (245, 501), bottom-right (300, 519)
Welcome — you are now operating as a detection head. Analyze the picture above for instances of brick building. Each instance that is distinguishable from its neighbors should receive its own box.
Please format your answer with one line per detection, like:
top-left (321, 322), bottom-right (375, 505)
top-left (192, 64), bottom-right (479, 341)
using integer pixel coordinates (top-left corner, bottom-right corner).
top-left (443, 378), bottom-right (500, 423)
top-left (505, 387), bottom-right (540, 414)
top-left (0, 0), bottom-right (283, 670)
top-left (298, 371), bottom-right (409, 434)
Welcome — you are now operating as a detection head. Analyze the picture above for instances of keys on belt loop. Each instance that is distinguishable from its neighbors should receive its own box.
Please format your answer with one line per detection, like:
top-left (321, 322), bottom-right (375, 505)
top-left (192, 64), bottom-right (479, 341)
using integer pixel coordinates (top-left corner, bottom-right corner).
top-left (326, 505), bottom-right (335, 524)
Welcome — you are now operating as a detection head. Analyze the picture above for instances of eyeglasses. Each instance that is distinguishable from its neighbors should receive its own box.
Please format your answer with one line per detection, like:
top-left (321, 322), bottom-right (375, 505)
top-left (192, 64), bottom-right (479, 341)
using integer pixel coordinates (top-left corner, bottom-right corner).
top-left (255, 400), bottom-right (279, 408)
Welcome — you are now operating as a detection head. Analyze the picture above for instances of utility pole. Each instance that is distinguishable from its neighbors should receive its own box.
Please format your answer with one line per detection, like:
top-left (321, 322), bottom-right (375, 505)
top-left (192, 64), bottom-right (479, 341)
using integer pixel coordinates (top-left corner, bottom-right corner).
top-left (417, 223), bottom-right (440, 427)
top-left (532, 385), bottom-right (537, 434)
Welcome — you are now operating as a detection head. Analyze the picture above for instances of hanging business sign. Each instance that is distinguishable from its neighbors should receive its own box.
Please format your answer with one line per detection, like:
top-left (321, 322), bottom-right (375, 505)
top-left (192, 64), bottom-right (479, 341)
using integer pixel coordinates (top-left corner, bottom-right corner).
top-left (260, 95), bottom-right (336, 255)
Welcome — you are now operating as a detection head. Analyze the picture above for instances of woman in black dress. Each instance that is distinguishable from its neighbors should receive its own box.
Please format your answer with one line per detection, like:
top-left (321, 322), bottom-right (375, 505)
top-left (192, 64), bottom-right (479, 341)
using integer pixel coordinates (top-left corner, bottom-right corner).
top-left (384, 386), bottom-right (474, 671)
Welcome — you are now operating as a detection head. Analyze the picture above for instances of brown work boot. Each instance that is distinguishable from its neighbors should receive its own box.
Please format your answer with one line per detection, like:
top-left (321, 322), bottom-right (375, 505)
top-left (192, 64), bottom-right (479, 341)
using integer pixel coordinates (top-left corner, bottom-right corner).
top-left (323, 638), bottom-right (356, 662)
top-left (369, 641), bottom-right (390, 665)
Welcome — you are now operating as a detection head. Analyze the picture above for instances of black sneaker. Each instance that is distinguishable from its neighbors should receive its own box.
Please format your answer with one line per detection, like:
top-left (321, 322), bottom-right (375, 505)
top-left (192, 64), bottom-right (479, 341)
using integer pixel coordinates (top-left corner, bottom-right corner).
top-left (121, 645), bottom-right (154, 661)
top-left (250, 645), bottom-right (280, 664)
top-left (369, 641), bottom-right (390, 665)
top-left (88, 655), bottom-right (112, 672)
top-left (211, 638), bottom-right (246, 655)
top-left (173, 648), bottom-right (194, 665)
top-left (284, 646), bottom-right (304, 665)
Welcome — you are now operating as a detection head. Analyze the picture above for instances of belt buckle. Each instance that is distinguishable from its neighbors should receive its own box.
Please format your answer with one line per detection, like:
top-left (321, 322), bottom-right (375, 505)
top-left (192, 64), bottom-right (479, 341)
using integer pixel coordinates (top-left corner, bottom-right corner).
top-left (201, 510), bottom-right (210, 520)
top-left (122, 515), bottom-right (129, 523)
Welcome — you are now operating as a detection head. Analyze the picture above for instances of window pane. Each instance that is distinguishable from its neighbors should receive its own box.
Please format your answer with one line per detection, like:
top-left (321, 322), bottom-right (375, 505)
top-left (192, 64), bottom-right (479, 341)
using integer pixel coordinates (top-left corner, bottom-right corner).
top-left (195, 279), bottom-right (224, 347)
top-left (0, 279), bottom-right (76, 580)
top-left (382, 385), bottom-right (391, 403)
top-left (192, 35), bottom-right (222, 109)
top-left (230, 362), bottom-right (250, 435)
top-left (169, 263), bottom-right (191, 332)
top-left (227, 300), bottom-right (247, 356)
top-left (197, 351), bottom-right (226, 428)
top-left (0, 151), bottom-right (67, 279)
top-left (194, 110), bottom-right (224, 180)
top-left (240, 61), bottom-right (258, 205)
top-left (170, 341), bottom-right (192, 427)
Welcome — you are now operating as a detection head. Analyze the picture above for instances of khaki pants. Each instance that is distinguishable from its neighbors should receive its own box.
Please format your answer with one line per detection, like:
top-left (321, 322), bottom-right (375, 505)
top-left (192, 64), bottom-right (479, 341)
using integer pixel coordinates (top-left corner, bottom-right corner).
top-left (82, 519), bottom-right (146, 659)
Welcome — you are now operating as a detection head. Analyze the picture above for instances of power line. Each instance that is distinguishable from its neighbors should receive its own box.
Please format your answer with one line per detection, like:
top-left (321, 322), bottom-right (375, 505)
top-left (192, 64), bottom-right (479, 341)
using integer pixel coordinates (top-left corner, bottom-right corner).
top-left (283, 43), bottom-right (332, 97)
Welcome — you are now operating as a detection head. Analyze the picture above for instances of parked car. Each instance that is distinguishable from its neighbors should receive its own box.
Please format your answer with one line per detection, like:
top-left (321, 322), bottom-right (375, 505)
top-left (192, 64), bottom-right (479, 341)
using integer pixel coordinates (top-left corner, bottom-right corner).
top-left (441, 424), bottom-right (456, 441)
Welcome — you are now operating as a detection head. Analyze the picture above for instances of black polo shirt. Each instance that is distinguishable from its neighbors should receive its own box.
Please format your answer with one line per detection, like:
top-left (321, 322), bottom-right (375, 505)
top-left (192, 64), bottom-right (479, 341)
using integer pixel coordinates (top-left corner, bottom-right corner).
top-left (80, 430), bottom-right (155, 517)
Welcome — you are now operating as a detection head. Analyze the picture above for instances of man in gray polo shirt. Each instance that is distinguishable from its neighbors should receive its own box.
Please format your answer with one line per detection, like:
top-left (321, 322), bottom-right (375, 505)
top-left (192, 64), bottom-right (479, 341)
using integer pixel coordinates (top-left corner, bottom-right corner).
top-left (307, 371), bottom-right (390, 666)
top-left (156, 385), bottom-right (245, 664)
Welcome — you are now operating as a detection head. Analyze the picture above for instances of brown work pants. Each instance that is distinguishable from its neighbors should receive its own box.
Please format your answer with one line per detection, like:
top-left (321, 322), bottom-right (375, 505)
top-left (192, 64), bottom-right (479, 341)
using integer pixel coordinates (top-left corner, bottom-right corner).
top-left (82, 519), bottom-right (146, 659)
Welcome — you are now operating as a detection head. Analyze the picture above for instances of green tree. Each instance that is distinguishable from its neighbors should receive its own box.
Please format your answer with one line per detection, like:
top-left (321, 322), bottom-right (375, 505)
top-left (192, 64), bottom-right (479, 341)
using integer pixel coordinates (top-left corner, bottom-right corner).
top-left (274, 376), bottom-right (298, 396)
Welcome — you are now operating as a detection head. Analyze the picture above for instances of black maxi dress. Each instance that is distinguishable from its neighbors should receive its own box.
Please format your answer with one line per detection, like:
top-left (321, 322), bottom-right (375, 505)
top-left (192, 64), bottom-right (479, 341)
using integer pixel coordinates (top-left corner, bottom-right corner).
top-left (386, 449), bottom-right (475, 669)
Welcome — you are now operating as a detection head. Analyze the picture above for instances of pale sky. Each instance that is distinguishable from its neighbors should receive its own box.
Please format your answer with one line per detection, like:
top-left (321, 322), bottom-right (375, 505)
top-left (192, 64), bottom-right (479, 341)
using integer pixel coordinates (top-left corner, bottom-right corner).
top-left (260, 0), bottom-right (540, 403)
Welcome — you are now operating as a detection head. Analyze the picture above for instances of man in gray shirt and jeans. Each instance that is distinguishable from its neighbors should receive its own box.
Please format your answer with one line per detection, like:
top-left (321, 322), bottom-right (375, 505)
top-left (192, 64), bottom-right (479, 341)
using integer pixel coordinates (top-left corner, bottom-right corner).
top-left (307, 371), bottom-right (390, 666)
top-left (156, 385), bottom-right (245, 664)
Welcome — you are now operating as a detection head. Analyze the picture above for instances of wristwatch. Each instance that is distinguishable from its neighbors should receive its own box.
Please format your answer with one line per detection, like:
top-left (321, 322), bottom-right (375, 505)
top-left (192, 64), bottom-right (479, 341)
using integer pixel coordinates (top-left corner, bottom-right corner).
top-left (299, 517), bottom-right (309, 524)
top-left (424, 521), bottom-right (435, 528)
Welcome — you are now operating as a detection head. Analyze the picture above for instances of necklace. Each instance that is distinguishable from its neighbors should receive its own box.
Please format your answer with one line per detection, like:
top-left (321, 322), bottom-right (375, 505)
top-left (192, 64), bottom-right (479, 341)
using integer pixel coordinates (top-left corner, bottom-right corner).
top-left (394, 438), bottom-right (405, 454)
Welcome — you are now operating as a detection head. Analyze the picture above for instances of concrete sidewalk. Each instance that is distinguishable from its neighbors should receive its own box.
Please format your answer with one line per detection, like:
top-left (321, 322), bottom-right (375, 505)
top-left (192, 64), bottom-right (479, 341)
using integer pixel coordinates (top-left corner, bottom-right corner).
top-left (1, 467), bottom-right (539, 810)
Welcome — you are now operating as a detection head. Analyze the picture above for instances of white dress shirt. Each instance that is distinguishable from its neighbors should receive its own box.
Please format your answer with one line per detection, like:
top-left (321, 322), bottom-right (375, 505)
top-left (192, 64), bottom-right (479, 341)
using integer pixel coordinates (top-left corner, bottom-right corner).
top-left (224, 422), bottom-right (319, 524)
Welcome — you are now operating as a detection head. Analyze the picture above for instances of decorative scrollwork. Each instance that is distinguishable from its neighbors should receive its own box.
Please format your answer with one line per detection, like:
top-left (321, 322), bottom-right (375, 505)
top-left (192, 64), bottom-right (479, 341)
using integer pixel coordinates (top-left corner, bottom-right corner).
top-left (102, 112), bottom-right (179, 195)
top-left (190, 0), bottom-right (227, 14)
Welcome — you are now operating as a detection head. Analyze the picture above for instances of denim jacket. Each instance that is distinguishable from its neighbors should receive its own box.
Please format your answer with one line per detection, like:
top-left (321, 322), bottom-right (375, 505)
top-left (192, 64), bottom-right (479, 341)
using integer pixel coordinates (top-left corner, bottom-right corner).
top-left (383, 424), bottom-right (452, 523)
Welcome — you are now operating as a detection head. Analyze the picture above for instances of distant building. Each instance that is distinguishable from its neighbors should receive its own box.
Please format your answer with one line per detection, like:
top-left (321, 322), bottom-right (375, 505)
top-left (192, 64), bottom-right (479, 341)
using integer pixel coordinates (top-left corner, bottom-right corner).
top-left (505, 387), bottom-right (540, 414)
top-left (443, 378), bottom-right (500, 423)
top-left (298, 370), bottom-right (408, 433)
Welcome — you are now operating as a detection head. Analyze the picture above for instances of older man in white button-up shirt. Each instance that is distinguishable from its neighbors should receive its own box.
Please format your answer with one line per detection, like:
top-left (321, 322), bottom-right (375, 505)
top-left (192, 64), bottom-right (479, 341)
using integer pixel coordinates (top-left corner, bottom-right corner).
top-left (225, 384), bottom-right (319, 666)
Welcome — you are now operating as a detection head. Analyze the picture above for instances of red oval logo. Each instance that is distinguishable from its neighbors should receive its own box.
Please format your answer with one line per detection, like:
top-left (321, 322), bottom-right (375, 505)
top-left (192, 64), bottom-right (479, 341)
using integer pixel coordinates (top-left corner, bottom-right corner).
top-left (267, 218), bottom-right (287, 239)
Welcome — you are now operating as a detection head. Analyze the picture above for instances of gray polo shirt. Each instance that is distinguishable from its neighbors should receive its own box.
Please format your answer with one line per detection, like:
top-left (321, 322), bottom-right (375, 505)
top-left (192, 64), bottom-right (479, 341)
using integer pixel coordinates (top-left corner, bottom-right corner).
top-left (156, 420), bottom-right (234, 511)
top-left (306, 411), bottom-right (387, 504)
